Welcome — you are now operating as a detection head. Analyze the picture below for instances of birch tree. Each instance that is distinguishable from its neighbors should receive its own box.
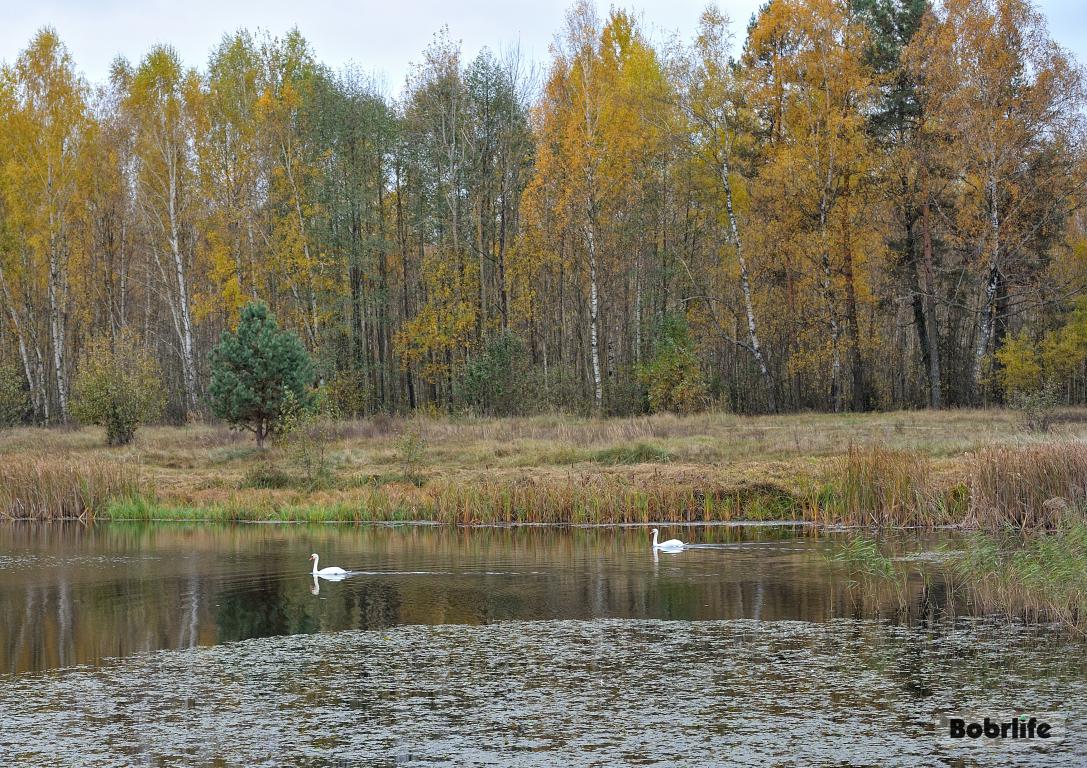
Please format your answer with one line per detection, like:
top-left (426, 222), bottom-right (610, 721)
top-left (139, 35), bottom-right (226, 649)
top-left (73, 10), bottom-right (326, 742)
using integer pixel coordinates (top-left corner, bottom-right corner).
top-left (4, 30), bottom-right (89, 421)
top-left (683, 7), bottom-right (777, 411)
top-left (123, 46), bottom-right (203, 414)
top-left (907, 0), bottom-right (1086, 401)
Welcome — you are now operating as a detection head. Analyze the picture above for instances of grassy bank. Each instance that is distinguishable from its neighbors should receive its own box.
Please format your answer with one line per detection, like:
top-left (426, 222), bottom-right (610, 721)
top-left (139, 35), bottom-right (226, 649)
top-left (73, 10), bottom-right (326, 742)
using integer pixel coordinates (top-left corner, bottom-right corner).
top-left (2, 408), bottom-right (1087, 526)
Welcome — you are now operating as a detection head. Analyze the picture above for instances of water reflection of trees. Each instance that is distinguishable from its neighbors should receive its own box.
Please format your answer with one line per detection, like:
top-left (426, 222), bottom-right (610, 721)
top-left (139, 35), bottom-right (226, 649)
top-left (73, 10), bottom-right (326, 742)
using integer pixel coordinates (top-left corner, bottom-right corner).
top-left (0, 522), bottom-right (966, 674)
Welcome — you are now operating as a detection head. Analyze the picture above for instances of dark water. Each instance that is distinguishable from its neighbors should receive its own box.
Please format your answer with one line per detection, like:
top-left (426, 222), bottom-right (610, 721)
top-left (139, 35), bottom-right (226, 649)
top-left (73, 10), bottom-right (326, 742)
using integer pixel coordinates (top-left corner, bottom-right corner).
top-left (0, 522), bottom-right (1084, 766)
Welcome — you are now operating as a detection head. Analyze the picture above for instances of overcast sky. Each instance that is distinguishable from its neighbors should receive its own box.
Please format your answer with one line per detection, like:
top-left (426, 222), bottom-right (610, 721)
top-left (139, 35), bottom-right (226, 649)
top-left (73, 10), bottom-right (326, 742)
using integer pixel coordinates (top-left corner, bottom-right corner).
top-left (2, 0), bottom-right (1085, 94)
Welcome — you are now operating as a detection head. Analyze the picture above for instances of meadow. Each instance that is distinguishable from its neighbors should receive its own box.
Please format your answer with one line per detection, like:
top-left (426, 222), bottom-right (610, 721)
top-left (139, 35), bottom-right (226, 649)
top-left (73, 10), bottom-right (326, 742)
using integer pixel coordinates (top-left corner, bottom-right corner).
top-left (3, 407), bottom-right (1086, 528)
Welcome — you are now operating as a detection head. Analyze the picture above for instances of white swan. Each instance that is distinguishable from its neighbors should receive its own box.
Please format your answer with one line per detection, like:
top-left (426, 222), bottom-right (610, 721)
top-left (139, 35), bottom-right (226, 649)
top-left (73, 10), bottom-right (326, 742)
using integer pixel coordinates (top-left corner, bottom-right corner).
top-left (651, 528), bottom-right (685, 550)
top-left (310, 553), bottom-right (348, 577)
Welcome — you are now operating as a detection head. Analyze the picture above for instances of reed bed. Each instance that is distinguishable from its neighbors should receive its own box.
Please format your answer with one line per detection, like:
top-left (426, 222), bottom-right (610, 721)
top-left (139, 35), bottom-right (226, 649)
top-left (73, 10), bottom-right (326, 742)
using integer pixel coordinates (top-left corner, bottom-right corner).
top-left (5, 411), bottom-right (1087, 528)
top-left (965, 442), bottom-right (1087, 530)
top-left (809, 441), bottom-right (1087, 530)
top-left (86, 442), bottom-right (1087, 528)
top-left (949, 524), bottom-right (1087, 631)
top-left (105, 475), bottom-right (799, 525)
top-left (808, 446), bottom-right (957, 527)
top-left (0, 455), bottom-right (145, 520)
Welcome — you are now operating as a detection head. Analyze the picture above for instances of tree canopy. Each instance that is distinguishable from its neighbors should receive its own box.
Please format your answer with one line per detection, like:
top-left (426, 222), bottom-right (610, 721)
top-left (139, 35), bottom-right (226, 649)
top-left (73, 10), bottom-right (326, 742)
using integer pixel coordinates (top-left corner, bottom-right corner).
top-left (0, 3), bottom-right (1085, 424)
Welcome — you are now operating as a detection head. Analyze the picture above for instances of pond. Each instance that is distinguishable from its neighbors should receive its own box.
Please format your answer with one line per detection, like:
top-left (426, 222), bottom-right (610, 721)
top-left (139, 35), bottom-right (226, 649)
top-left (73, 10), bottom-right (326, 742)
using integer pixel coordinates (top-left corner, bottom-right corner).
top-left (0, 522), bottom-right (1084, 766)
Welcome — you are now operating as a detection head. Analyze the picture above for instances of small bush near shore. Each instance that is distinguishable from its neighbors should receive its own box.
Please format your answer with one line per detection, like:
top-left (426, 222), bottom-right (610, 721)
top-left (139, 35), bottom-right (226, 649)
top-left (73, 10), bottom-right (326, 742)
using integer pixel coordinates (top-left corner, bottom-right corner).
top-left (70, 332), bottom-right (165, 446)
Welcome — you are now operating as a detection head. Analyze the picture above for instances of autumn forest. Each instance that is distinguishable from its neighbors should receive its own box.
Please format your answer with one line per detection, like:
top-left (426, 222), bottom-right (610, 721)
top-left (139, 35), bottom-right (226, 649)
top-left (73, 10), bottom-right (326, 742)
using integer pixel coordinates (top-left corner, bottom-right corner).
top-left (1, 0), bottom-right (1085, 424)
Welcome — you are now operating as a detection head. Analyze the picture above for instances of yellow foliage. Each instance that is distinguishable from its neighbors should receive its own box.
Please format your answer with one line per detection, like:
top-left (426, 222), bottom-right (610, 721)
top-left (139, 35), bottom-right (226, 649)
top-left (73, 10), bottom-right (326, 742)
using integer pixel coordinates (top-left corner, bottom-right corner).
top-left (996, 332), bottom-right (1042, 397)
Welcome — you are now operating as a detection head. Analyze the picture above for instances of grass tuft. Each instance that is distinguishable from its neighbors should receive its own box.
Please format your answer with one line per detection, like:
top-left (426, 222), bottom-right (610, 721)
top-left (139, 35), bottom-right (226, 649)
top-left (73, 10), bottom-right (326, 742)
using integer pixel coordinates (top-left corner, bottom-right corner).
top-left (949, 523), bottom-right (1087, 630)
top-left (826, 537), bottom-right (898, 578)
top-left (590, 443), bottom-right (671, 465)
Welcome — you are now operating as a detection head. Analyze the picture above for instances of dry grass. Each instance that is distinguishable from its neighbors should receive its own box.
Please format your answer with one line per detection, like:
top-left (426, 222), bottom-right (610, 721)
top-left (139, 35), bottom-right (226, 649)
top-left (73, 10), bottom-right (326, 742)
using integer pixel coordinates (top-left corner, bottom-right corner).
top-left (0, 455), bottom-right (145, 520)
top-left (965, 441), bottom-right (1087, 530)
top-left (2, 408), bottom-right (1087, 524)
top-left (811, 446), bottom-right (949, 527)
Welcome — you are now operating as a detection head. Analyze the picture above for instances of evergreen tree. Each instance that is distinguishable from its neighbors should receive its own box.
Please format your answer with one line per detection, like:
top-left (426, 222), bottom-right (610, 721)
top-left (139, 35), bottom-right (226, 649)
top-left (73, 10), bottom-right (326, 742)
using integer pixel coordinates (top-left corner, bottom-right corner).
top-left (209, 301), bottom-right (314, 446)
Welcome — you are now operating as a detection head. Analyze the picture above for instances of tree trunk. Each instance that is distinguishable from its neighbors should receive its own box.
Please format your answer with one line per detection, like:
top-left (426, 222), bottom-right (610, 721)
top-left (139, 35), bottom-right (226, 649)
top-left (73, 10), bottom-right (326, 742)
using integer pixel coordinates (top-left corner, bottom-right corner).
top-left (818, 184), bottom-right (842, 413)
top-left (585, 203), bottom-right (604, 411)
top-left (919, 190), bottom-right (943, 408)
top-left (972, 170), bottom-right (1000, 402)
top-left (840, 189), bottom-right (868, 412)
top-left (47, 210), bottom-right (68, 421)
top-left (167, 151), bottom-right (199, 415)
top-left (721, 158), bottom-right (776, 411)
top-left (0, 265), bottom-right (42, 421)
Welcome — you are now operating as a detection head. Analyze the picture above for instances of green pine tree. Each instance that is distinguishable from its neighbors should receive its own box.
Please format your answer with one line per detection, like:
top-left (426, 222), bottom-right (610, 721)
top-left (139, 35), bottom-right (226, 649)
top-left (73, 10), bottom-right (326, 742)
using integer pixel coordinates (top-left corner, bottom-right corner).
top-left (209, 301), bottom-right (315, 447)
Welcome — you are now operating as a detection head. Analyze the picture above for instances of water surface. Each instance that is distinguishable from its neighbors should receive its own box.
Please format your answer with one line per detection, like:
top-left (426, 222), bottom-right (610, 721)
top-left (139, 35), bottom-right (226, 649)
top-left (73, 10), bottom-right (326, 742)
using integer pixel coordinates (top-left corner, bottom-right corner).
top-left (0, 522), bottom-right (1082, 766)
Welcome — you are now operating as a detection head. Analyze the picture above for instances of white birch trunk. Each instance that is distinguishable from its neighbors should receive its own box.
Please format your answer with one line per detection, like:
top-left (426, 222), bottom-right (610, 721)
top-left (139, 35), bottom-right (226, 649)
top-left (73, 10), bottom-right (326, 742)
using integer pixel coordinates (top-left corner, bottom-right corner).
top-left (585, 209), bottom-right (603, 410)
top-left (0, 265), bottom-right (41, 420)
top-left (819, 184), bottom-right (842, 413)
top-left (973, 170), bottom-right (1000, 398)
top-left (721, 158), bottom-right (775, 411)
top-left (167, 143), bottom-right (199, 413)
top-left (47, 228), bottom-right (68, 419)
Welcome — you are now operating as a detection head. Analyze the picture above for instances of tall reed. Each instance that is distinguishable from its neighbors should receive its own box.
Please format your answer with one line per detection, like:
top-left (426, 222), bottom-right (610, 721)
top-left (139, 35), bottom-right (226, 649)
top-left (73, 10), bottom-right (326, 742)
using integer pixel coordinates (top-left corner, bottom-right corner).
top-left (965, 442), bottom-right (1087, 530)
top-left (0, 455), bottom-right (145, 520)
top-left (950, 524), bottom-right (1087, 630)
top-left (810, 446), bottom-right (946, 526)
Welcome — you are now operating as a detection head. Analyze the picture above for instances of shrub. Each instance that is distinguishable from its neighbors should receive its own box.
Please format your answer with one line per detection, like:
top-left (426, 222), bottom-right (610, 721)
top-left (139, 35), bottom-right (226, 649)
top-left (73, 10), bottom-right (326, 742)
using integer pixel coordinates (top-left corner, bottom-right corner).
top-left (274, 388), bottom-right (339, 490)
top-left (209, 301), bottom-right (314, 447)
top-left (0, 360), bottom-right (29, 427)
top-left (639, 313), bottom-right (707, 414)
top-left (70, 332), bottom-right (165, 445)
top-left (396, 428), bottom-right (427, 485)
top-left (1009, 380), bottom-right (1062, 432)
top-left (604, 372), bottom-right (648, 417)
top-left (454, 331), bottom-right (529, 416)
top-left (326, 368), bottom-right (372, 417)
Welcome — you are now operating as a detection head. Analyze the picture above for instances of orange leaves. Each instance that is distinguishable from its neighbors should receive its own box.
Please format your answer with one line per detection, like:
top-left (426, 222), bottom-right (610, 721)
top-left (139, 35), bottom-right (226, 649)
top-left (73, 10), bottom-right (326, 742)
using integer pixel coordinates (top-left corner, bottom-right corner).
top-left (522, 6), bottom-right (673, 280)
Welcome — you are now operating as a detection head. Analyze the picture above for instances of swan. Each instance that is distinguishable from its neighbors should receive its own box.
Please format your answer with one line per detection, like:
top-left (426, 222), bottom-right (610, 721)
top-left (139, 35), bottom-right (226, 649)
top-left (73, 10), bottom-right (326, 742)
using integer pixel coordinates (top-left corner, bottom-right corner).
top-left (310, 553), bottom-right (348, 577)
top-left (651, 528), bottom-right (685, 550)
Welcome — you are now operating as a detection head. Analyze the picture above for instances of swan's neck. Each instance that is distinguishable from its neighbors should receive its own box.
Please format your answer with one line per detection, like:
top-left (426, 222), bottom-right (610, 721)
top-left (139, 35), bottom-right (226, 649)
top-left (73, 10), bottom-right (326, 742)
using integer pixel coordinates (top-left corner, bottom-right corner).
top-left (652, 530), bottom-right (659, 547)
top-left (311, 556), bottom-right (318, 575)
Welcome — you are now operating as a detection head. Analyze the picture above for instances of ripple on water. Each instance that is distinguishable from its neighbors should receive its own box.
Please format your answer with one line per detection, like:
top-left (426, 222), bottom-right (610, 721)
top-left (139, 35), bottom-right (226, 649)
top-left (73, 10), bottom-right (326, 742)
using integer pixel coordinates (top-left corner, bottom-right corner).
top-left (2, 618), bottom-right (1084, 767)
